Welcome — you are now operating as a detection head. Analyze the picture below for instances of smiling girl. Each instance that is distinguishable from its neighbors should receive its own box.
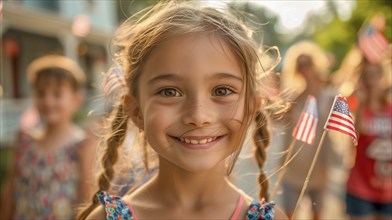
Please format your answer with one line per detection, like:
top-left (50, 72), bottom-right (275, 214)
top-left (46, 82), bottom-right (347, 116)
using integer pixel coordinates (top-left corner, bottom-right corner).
top-left (79, 2), bottom-right (288, 219)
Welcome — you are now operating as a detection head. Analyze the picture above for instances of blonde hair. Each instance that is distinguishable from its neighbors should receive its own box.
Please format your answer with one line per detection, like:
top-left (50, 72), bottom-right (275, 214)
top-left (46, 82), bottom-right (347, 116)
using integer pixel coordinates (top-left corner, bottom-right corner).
top-left (79, 2), bottom-right (286, 218)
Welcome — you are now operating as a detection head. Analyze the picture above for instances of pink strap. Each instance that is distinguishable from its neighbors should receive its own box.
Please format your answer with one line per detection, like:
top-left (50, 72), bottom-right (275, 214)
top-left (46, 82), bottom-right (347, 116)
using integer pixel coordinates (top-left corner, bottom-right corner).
top-left (127, 203), bottom-right (138, 220)
top-left (230, 195), bottom-right (246, 220)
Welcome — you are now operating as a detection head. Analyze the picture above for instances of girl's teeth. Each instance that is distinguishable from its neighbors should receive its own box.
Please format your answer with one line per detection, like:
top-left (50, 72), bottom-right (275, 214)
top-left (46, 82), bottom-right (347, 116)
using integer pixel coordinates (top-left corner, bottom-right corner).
top-left (179, 137), bottom-right (220, 144)
top-left (199, 139), bottom-right (207, 144)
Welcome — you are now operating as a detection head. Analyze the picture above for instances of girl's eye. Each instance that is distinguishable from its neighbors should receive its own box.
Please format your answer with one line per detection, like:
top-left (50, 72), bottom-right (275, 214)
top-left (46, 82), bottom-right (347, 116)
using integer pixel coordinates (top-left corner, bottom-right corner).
top-left (158, 88), bottom-right (181, 97)
top-left (212, 87), bottom-right (234, 96)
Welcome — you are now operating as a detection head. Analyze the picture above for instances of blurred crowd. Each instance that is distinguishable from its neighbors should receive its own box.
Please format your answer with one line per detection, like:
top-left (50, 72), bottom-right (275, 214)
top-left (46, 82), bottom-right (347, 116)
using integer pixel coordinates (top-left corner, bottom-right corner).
top-left (0, 3), bottom-right (391, 220)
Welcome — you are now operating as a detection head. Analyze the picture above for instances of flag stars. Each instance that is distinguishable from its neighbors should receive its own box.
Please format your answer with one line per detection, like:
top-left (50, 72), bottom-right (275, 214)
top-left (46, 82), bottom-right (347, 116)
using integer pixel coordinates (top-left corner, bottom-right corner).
top-left (334, 100), bottom-right (350, 115)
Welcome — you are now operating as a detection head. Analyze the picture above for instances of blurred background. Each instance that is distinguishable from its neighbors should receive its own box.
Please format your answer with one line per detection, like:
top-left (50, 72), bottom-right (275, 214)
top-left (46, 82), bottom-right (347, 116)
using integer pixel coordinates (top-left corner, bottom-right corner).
top-left (1, 0), bottom-right (391, 219)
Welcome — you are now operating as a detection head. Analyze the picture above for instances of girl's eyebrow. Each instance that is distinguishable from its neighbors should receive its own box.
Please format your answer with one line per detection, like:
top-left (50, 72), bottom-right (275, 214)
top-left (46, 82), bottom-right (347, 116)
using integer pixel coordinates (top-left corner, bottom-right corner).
top-left (147, 73), bottom-right (181, 85)
top-left (147, 72), bottom-right (243, 85)
top-left (213, 72), bottom-right (243, 82)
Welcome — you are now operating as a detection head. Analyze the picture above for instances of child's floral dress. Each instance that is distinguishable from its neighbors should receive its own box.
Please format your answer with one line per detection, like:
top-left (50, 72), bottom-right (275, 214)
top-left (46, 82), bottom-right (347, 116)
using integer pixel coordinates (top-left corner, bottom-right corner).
top-left (12, 130), bottom-right (85, 219)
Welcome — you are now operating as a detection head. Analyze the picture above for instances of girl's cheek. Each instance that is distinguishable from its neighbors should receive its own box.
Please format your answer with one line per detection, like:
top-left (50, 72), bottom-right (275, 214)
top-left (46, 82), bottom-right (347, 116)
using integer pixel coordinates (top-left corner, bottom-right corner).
top-left (64, 96), bottom-right (79, 115)
top-left (220, 97), bottom-right (245, 120)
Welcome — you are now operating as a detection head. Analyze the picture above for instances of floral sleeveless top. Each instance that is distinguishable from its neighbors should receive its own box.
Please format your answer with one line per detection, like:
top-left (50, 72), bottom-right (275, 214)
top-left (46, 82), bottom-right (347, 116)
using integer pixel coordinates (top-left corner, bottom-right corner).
top-left (97, 191), bottom-right (275, 220)
top-left (12, 130), bottom-right (85, 219)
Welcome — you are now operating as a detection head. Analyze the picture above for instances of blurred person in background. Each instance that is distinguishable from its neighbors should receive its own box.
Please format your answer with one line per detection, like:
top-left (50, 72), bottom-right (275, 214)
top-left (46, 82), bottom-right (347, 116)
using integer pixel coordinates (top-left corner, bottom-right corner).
top-left (0, 55), bottom-right (95, 219)
top-left (280, 41), bottom-right (336, 220)
top-left (345, 57), bottom-right (392, 220)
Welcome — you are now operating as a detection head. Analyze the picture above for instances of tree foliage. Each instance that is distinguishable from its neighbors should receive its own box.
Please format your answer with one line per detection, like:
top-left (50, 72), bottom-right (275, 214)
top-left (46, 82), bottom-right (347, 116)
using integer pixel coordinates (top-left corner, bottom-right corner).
top-left (116, 0), bottom-right (160, 23)
top-left (228, 2), bottom-right (281, 48)
top-left (312, 0), bottom-right (391, 69)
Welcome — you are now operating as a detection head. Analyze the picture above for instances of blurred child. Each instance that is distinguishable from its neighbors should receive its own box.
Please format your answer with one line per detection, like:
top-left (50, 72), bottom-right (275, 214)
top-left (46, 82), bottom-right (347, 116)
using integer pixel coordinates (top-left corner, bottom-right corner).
top-left (78, 2), bottom-right (288, 219)
top-left (280, 41), bottom-right (336, 220)
top-left (346, 59), bottom-right (392, 220)
top-left (0, 55), bottom-right (95, 219)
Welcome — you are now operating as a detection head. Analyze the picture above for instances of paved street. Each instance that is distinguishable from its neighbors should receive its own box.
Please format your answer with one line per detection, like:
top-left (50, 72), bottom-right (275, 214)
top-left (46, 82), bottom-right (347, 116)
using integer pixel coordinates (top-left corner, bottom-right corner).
top-left (233, 133), bottom-right (350, 220)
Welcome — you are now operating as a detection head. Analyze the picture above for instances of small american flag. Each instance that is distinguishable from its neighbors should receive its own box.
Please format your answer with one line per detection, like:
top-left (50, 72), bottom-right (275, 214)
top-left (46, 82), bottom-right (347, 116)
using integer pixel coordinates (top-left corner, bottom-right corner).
top-left (324, 95), bottom-right (358, 145)
top-left (358, 24), bottom-right (389, 64)
top-left (292, 95), bottom-right (318, 145)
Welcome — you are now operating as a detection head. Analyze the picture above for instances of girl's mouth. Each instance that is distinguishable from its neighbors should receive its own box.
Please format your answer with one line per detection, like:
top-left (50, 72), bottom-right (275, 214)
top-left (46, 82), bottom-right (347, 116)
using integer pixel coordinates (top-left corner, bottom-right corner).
top-left (169, 135), bottom-right (225, 149)
top-left (178, 136), bottom-right (218, 144)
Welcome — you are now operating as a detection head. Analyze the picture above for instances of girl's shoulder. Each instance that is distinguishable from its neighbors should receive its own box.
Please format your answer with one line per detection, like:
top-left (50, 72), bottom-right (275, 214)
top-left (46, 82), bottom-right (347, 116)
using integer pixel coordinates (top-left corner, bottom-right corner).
top-left (14, 126), bottom-right (87, 160)
top-left (69, 125), bottom-right (87, 144)
top-left (17, 127), bottom-right (40, 142)
top-left (14, 128), bottom-right (39, 153)
top-left (16, 125), bottom-right (86, 146)
top-left (95, 191), bottom-right (282, 220)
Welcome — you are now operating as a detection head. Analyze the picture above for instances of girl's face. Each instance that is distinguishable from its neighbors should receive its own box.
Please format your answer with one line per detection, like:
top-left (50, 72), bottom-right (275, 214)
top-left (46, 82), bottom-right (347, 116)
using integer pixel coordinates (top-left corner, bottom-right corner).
top-left (132, 34), bottom-right (245, 172)
top-left (34, 78), bottom-right (81, 126)
top-left (361, 64), bottom-right (382, 91)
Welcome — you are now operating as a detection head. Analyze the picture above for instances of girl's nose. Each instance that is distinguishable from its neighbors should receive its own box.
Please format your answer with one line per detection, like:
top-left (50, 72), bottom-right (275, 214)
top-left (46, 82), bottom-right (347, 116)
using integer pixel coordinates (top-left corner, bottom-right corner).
top-left (181, 102), bottom-right (213, 127)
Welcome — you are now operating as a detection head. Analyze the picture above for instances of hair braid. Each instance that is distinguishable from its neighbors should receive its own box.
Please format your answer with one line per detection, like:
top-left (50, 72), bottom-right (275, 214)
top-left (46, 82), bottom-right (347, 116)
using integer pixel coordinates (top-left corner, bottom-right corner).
top-left (77, 103), bottom-right (128, 219)
top-left (253, 110), bottom-right (270, 201)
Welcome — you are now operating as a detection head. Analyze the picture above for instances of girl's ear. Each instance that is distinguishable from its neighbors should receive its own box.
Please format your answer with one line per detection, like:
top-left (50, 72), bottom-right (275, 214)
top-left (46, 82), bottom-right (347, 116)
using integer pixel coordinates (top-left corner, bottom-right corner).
top-left (124, 95), bottom-right (144, 129)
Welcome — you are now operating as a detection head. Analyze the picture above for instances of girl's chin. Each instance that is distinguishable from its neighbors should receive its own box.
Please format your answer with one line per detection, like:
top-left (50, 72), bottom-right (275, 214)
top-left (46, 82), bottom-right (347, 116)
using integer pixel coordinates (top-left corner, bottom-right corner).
top-left (168, 157), bottom-right (228, 174)
top-left (43, 117), bottom-right (63, 125)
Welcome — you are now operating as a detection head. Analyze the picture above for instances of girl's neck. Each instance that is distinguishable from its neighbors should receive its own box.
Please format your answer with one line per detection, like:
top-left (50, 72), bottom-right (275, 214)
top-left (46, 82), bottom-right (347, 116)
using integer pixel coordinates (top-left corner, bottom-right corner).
top-left (44, 121), bottom-right (74, 137)
top-left (152, 157), bottom-right (236, 208)
top-left (31, 121), bottom-right (78, 151)
top-left (304, 77), bottom-right (323, 96)
top-left (367, 97), bottom-right (384, 111)
top-left (128, 158), bottom-right (243, 219)
top-left (365, 90), bottom-right (385, 111)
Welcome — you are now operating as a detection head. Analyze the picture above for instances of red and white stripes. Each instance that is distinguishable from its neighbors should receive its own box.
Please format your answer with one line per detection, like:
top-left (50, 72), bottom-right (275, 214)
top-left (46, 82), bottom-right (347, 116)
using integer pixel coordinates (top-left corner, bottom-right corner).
top-left (292, 95), bottom-right (318, 145)
top-left (325, 111), bottom-right (357, 142)
top-left (358, 24), bottom-right (389, 64)
top-left (324, 95), bottom-right (358, 145)
top-left (292, 112), bottom-right (318, 145)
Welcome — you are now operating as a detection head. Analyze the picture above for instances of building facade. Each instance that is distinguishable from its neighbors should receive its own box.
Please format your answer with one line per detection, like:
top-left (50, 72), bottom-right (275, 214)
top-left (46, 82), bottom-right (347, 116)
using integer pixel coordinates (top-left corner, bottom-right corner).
top-left (1, 0), bottom-right (117, 146)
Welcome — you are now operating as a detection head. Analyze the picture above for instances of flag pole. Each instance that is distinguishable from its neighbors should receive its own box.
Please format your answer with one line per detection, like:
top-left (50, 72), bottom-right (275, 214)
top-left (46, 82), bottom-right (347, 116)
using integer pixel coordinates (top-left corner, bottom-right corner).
top-left (292, 130), bottom-right (328, 218)
top-left (292, 96), bottom-right (336, 218)
top-left (270, 139), bottom-right (296, 200)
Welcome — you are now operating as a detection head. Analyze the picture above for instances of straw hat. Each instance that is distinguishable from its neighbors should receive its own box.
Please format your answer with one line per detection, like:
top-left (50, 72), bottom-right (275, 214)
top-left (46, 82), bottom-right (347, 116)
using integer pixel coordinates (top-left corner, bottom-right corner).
top-left (281, 41), bottom-right (330, 98)
top-left (27, 55), bottom-right (86, 86)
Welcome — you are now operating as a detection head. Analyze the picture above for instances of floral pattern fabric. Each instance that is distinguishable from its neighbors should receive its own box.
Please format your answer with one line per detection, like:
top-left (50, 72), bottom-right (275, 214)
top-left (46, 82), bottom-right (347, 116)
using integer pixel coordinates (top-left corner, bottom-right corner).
top-left (12, 131), bottom-right (84, 220)
top-left (98, 191), bottom-right (134, 220)
top-left (247, 200), bottom-right (275, 220)
top-left (98, 191), bottom-right (275, 220)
